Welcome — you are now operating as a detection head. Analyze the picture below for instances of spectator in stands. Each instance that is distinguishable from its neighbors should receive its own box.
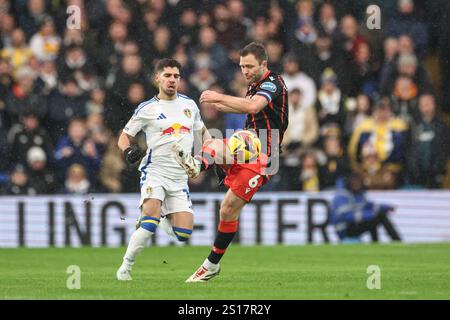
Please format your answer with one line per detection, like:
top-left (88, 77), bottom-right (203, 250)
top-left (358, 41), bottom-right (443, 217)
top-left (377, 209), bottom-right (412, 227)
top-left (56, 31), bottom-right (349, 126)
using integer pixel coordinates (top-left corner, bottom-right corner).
top-left (190, 27), bottom-right (228, 80)
top-left (1, 164), bottom-right (35, 195)
top-left (0, 13), bottom-right (16, 49)
top-left (63, 163), bottom-right (92, 194)
top-left (17, 0), bottom-right (48, 40)
top-left (380, 35), bottom-right (414, 88)
top-left (282, 88), bottom-right (319, 154)
top-left (348, 97), bottom-right (409, 181)
top-left (293, 0), bottom-right (316, 48)
top-left (7, 109), bottom-right (53, 167)
top-left (296, 0), bottom-right (314, 26)
top-left (315, 68), bottom-right (346, 129)
top-left (383, 37), bottom-right (400, 64)
top-left (407, 94), bottom-right (450, 188)
top-left (0, 57), bottom-right (13, 113)
top-left (349, 41), bottom-right (379, 97)
top-left (85, 87), bottom-right (105, 116)
top-left (171, 44), bottom-right (189, 76)
top-left (0, 115), bottom-right (11, 172)
top-left (106, 80), bottom-right (148, 134)
top-left (58, 45), bottom-right (93, 84)
top-left (99, 137), bottom-right (126, 193)
top-left (107, 54), bottom-right (151, 123)
top-left (178, 77), bottom-right (200, 102)
top-left (436, 1), bottom-right (450, 113)
top-left (354, 142), bottom-right (398, 190)
top-left (281, 87), bottom-right (319, 192)
top-left (398, 34), bottom-right (415, 56)
top-left (5, 65), bottom-right (47, 127)
top-left (142, 0), bottom-right (172, 27)
top-left (316, 2), bottom-right (339, 40)
top-left (189, 66), bottom-right (217, 93)
top-left (298, 150), bottom-right (322, 192)
top-left (61, 28), bottom-right (84, 48)
top-left (100, 20), bottom-right (129, 74)
top-left (1, 28), bottom-right (33, 74)
top-left (86, 112), bottom-right (111, 156)
top-left (104, 0), bottom-right (133, 26)
top-left (28, 54), bottom-right (40, 75)
top-left (297, 30), bottom-right (350, 94)
top-left (35, 60), bottom-right (58, 95)
top-left (29, 16), bottom-right (60, 62)
top-left (380, 52), bottom-right (433, 96)
top-left (60, 26), bottom-right (98, 67)
top-left (174, 8), bottom-right (199, 48)
top-left (26, 146), bottom-right (58, 194)
top-left (330, 172), bottom-right (402, 242)
top-left (249, 17), bottom-right (270, 44)
top-left (390, 75), bottom-right (419, 123)
top-left (213, 4), bottom-right (240, 50)
top-left (281, 53), bottom-right (316, 109)
top-left (317, 127), bottom-right (350, 190)
top-left (384, 0), bottom-right (428, 58)
top-left (344, 94), bottom-right (372, 138)
top-left (138, 5), bottom-right (161, 40)
top-left (338, 14), bottom-right (368, 61)
top-left (143, 25), bottom-right (172, 69)
top-left (227, 0), bottom-right (253, 40)
top-left (54, 118), bottom-right (100, 185)
top-left (379, 37), bottom-right (399, 96)
top-left (266, 4), bottom-right (286, 43)
top-left (47, 76), bottom-right (87, 141)
top-left (266, 39), bottom-right (284, 74)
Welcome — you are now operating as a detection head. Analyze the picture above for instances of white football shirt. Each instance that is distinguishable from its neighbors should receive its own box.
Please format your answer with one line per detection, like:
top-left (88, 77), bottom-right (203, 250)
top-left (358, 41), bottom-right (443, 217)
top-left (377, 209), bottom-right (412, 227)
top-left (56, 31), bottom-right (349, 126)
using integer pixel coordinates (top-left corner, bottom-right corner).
top-left (123, 93), bottom-right (204, 183)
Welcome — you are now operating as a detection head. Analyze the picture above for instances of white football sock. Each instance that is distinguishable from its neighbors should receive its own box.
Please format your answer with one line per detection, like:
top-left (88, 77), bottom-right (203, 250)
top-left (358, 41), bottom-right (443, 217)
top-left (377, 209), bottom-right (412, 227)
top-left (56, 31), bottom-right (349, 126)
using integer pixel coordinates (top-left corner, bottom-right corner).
top-left (204, 258), bottom-right (219, 269)
top-left (123, 227), bottom-right (152, 268)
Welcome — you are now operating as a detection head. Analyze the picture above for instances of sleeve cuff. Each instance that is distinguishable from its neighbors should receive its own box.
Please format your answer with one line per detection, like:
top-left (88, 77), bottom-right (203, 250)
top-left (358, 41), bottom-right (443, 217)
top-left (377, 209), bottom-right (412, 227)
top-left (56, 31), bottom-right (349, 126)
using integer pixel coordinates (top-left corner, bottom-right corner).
top-left (256, 91), bottom-right (272, 103)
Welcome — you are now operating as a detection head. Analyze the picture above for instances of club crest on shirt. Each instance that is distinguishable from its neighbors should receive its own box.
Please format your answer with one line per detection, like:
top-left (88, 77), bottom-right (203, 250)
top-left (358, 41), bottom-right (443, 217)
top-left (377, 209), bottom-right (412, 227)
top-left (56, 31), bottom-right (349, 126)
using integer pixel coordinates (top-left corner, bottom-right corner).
top-left (183, 108), bottom-right (192, 118)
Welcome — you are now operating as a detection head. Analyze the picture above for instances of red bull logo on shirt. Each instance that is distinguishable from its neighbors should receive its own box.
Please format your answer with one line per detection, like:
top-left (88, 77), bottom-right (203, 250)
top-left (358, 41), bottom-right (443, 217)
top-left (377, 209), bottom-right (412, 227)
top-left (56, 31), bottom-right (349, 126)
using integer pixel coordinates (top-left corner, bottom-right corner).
top-left (161, 123), bottom-right (191, 136)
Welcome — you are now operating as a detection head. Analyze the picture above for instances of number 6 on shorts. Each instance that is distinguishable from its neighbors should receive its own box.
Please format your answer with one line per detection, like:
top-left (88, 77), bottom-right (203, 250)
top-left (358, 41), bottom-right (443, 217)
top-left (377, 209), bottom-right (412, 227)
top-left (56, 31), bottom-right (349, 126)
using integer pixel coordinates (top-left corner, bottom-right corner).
top-left (249, 174), bottom-right (261, 188)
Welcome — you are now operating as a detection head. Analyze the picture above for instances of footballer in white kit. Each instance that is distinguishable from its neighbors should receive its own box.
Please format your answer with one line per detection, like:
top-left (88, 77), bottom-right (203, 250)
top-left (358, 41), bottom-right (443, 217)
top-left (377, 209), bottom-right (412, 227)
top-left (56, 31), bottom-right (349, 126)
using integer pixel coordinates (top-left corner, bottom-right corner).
top-left (124, 93), bottom-right (204, 212)
top-left (116, 59), bottom-right (210, 281)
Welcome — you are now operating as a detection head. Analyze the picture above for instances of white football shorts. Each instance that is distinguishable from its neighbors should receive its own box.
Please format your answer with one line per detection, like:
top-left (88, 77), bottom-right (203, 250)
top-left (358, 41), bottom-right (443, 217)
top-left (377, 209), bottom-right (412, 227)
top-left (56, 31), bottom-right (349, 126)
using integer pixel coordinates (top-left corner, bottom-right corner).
top-left (139, 174), bottom-right (193, 215)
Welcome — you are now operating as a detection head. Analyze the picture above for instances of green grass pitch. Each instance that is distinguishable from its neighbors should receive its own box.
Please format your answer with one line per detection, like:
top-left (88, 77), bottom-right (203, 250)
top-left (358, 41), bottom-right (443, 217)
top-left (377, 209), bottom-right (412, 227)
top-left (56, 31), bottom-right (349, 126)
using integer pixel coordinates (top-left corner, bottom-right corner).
top-left (1, 243), bottom-right (449, 300)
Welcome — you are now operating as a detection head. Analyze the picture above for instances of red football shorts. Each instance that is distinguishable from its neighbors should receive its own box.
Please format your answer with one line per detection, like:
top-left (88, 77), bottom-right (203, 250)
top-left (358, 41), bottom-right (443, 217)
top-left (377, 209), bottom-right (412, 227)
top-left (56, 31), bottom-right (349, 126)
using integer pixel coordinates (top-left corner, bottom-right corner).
top-left (220, 152), bottom-right (270, 202)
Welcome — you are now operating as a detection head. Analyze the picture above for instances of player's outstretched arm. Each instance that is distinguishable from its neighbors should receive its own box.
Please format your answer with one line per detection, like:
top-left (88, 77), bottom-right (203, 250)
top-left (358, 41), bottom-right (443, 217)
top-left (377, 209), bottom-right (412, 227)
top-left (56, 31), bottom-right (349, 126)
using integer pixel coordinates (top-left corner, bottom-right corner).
top-left (212, 102), bottom-right (246, 114)
top-left (200, 90), bottom-right (267, 114)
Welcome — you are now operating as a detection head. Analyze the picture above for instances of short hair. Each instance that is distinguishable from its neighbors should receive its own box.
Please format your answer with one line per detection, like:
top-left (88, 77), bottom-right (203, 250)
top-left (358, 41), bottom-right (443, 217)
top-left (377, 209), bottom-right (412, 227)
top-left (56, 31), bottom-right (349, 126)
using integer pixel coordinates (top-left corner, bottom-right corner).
top-left (154, 58), bottom-right (181, 74)
top-left (240, 42), bottom-right (268, 64)
top-left (374, 96), bottom-right (392, 110)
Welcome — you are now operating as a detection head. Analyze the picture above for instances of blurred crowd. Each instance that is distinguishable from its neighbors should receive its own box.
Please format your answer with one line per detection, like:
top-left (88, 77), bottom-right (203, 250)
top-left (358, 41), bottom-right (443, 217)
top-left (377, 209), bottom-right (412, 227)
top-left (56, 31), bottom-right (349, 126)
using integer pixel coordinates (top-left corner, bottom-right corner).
top-left (0, 0), bottom-right (449, 195)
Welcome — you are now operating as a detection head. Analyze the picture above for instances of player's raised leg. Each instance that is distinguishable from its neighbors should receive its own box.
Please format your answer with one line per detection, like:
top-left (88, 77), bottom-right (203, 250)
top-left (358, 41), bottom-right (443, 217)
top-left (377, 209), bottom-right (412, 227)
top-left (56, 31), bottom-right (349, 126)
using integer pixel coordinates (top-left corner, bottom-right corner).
top-left (186, 188), bottom-right (246, 282)
top-left (116, 199), bottom-right (161, 281)
top-left (172, 138), bottom-right (231, 179)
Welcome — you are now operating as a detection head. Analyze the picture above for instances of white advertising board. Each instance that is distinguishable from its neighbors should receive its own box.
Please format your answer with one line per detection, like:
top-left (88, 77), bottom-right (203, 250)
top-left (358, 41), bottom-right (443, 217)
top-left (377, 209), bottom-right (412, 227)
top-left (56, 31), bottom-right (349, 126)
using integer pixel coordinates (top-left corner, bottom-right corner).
top-left (1, 191), bottom-right (449, 247)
